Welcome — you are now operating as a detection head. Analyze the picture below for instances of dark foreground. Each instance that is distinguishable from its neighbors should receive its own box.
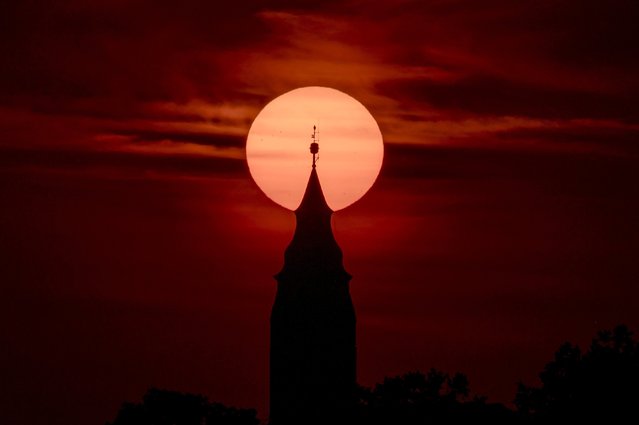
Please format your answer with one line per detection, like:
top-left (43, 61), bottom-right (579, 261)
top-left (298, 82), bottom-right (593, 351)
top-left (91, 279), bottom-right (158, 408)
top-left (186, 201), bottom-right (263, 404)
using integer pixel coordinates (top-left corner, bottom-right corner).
top-left (108, 325), bottom-right (639, 424)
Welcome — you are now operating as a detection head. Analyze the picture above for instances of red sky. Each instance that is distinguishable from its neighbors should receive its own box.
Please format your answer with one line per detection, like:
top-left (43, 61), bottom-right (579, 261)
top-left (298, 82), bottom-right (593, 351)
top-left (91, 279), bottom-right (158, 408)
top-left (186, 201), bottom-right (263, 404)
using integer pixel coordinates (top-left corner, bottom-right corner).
top-left (2, 1), bottom-right (639, 424)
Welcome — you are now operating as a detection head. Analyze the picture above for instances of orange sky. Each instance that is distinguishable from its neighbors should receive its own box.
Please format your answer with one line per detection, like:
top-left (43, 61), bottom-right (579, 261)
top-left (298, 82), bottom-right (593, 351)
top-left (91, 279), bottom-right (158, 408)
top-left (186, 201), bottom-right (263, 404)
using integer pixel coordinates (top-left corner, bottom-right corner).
top-left (2, 1), bottom-right (639, 424)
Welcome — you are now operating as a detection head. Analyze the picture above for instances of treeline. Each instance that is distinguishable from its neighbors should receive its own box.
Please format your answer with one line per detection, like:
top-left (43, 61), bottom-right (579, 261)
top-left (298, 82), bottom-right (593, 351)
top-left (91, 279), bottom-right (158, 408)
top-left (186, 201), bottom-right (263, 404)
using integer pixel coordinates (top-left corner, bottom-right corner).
top-left (108, 324), bottom-right (639, 424)
top-left (107, 389), bottom-right (259, 425)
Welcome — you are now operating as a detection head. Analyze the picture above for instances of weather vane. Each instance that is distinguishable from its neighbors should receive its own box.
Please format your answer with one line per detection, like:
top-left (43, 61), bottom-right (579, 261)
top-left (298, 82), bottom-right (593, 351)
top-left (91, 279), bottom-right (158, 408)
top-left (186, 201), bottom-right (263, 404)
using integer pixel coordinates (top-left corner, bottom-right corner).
top-left (310, 125), bottom-right (319, 168)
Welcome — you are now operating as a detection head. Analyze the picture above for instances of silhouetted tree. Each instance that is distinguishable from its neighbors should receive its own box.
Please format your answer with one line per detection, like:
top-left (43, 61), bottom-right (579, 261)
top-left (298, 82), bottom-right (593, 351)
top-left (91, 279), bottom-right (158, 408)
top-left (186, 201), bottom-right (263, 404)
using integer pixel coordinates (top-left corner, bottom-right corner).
top-left (354, 369), bottom-right (516, 424)
top-left (515, 324), bottom-right (639, 422)
top-left (106, 388), bottom-right (259, 425)
top-left (109, 326), bottom-right (639, 424)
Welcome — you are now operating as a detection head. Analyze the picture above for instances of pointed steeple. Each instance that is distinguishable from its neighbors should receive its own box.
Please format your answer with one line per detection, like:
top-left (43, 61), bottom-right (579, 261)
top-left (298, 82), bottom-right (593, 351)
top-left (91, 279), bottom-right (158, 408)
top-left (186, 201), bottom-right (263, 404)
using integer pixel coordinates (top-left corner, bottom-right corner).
top-left (296, 124), bottom-right (330, 217)
top-left (275, 129), bottom-right (349, 281)
top-left (296, 167), bottom-right (332, 217)
top-left (270, 126), bottom-right (357, 425)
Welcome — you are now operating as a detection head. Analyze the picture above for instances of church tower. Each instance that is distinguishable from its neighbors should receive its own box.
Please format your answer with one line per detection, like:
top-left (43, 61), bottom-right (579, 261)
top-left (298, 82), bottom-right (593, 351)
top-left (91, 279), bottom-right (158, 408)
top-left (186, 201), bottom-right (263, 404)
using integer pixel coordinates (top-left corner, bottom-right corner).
top-left (269, 127), bottom-right (357, 425)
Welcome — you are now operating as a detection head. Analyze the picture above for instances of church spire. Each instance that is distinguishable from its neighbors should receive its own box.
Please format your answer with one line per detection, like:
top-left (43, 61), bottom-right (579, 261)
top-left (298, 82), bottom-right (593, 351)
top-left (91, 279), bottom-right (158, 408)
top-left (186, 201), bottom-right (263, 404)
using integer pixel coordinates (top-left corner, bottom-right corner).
top-left (296, 125), bottom-right (331, 218)
top-left (270, 126), bottom-right (357, 425)
top-left (276, 126), bottom-right (348, 280)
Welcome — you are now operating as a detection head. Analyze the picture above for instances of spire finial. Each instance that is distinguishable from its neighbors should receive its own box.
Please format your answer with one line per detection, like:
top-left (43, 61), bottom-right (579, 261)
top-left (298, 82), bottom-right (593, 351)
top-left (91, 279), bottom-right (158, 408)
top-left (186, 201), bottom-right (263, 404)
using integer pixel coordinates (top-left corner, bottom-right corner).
top-left (310, 125), bottom-right (319, 168)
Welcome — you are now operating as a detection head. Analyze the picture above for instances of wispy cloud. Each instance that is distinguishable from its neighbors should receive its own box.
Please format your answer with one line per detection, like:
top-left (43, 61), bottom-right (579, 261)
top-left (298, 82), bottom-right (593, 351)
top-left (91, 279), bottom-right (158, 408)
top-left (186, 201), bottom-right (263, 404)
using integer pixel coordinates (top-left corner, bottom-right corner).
top-left (1, 0), bottom-right (637, 166)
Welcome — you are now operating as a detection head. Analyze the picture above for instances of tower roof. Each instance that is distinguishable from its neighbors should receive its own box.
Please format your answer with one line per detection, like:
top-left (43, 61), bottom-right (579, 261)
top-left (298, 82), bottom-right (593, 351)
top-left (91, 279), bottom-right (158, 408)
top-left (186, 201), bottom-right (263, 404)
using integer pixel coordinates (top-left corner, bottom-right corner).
top-left (296, 167), bottom-right (332, 216)
top-left (276, 141), bottom-right (349, 282)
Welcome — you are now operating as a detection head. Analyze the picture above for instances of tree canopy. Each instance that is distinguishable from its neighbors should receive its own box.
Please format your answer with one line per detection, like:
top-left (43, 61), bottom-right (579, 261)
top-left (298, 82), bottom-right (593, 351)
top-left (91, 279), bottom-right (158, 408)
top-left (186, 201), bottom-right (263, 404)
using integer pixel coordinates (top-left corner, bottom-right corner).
top-left (107, 388), bottom-right (259, 425)
top-left (516, 324), bottom-right (639, 422)
top-left (106, 324), bottom-right (639, 424)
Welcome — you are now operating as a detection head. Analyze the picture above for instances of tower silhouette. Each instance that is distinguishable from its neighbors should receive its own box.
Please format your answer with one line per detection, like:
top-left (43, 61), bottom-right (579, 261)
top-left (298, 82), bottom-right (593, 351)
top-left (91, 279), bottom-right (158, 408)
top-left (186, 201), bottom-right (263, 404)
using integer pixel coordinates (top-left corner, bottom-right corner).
top-left (269, 127), bottom-right (357, 425)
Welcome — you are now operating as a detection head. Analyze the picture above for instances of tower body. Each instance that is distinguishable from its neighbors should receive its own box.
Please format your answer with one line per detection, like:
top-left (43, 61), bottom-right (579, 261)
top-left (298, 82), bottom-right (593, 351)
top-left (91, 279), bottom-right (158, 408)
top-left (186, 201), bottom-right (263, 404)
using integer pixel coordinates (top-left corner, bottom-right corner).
top-left (269, 167), bottom-right (356, 425)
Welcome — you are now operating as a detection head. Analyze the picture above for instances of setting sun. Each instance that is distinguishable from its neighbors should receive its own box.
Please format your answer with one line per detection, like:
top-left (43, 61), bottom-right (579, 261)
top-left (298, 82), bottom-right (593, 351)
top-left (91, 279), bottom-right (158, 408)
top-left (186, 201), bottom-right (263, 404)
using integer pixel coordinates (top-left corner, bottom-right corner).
top-left (246, 86), bottom-right (384, 211)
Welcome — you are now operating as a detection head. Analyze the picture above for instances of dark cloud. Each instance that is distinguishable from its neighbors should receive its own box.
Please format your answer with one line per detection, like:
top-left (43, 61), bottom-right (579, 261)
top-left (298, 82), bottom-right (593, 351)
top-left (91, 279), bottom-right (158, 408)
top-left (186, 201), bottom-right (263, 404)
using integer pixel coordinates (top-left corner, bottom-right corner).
top-left (0, 0), bottom-right (351, 105)
top-left (382, 143), bottom-right (639, 194)
top-left (377, 0), bottom-right (639, 71)
top-left (492, 126), bottom-right (639, 155)
top-left (110, 130), bottom-right (246, 147)
top-left (367, 0), bottom-right (639, 124)
top-left (531, 0), bottom-right (639, 69)
top-left (0, 3), bottom-right (260, 115)
top-left (380, 74), bottom-right (638, 121)
top-left (0, 146), bottom-right (245, 177)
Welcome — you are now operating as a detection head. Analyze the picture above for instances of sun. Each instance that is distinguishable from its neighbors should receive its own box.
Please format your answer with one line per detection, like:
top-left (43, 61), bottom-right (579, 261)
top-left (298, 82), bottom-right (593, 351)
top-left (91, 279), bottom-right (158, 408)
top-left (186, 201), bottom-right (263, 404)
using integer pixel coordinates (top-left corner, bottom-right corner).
top-left (246, 86), bottom-right (384, 211)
